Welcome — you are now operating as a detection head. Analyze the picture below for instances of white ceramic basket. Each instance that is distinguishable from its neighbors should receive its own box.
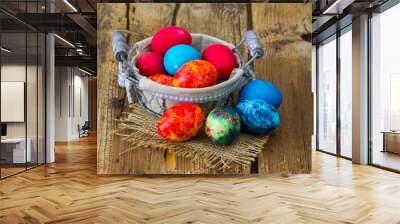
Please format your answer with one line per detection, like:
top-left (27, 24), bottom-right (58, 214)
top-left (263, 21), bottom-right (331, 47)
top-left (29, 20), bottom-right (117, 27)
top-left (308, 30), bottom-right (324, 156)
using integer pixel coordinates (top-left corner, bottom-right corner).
top-left (112, 31), bottom-right (264, 117)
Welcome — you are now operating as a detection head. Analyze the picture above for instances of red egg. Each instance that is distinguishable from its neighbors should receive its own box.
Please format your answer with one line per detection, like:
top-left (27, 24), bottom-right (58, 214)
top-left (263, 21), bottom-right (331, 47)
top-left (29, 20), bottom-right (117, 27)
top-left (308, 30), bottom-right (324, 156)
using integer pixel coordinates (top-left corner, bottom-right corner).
top-left (149, 74), bottom-right (174, 86)
top-left (173, 60), bottom-right (217, 88)
top-left (157, 103), bottom-right (205, 141)
top-left (202, 44), bottom-right (238, 80)
top-left (151, 26), bottom-right (192, 54)
top-left (135, 52), bottom-right (165, 77)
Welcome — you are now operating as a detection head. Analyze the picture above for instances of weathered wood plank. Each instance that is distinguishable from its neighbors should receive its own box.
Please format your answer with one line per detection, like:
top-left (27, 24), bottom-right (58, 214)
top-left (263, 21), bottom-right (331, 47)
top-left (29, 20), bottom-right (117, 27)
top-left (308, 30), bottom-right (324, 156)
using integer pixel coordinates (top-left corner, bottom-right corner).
top-left (176, 2), bottom-right (250, 106)
top-left (97, 3), bottom-right (128, 174)
top-left (118, 3), bottom-right (178, 174)
top-left (173, 3), bottom-right (250, 174)
top-left (251, 3), bottom-right (312, 174)
top-left (175, 3), bottom-right (248, 51)
top-left (127, 3), bottom-right (177, 46)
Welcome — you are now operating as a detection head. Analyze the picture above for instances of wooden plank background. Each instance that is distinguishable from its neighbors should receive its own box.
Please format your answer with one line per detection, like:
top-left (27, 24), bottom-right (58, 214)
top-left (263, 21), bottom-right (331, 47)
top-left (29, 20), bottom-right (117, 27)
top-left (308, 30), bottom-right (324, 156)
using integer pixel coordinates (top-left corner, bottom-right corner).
top-left (97, 3), bottom-right (312, 175)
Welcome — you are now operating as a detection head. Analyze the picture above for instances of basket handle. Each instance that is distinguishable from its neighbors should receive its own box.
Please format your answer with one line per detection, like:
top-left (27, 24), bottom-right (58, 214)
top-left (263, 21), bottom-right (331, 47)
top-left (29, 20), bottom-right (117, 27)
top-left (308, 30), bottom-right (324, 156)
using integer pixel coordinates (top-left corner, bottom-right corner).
top-left (112, 31), bottom-right (135, 103)
top-left (112, 32), bottom-right (129, 62)
top-left (244, 31), bottom-right (264, 59)
top-left (234, 30), bottom-right (264, 67)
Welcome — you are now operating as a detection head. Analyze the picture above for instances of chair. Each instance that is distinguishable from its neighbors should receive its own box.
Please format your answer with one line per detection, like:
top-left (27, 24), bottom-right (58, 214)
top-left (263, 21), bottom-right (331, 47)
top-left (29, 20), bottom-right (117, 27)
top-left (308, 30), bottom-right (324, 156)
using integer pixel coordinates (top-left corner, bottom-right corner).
top-left (79, 121), bottom-right (90, 138)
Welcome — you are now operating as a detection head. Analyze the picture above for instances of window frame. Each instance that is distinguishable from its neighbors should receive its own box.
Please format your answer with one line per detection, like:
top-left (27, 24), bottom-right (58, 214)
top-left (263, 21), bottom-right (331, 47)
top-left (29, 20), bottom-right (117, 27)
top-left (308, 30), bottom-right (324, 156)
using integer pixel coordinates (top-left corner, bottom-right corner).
top-left (315, 24), bottom-right (353, 161)
top-left (367, 0), bottom-right (400, 173)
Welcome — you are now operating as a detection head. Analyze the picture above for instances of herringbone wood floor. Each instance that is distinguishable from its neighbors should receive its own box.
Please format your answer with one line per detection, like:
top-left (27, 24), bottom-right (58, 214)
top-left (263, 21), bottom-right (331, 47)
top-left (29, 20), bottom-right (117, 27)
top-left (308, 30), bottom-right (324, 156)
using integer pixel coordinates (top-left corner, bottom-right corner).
top-left (1, 135), bottom-right (400, 224)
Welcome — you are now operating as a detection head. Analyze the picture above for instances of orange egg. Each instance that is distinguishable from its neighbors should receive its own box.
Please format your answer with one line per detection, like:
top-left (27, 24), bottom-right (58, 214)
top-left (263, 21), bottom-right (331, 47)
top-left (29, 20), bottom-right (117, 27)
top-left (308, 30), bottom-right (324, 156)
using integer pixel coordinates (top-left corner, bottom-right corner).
top-left (149, 74), bottom-right (174, 86)
top-left (173, 60), bottom-right (217, 88)
top-left (157, 103), bottom-right (205, 141)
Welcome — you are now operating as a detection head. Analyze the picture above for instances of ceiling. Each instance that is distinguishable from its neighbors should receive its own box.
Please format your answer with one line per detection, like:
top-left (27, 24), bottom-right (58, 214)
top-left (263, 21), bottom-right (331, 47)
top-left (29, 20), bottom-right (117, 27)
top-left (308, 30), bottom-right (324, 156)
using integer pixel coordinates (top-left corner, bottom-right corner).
top-left (1, 32), bottom-right (46, 64)
top-left (312, 0), bottom-right (390, 43)
top-left (0, 0), bottom-right (98, 74)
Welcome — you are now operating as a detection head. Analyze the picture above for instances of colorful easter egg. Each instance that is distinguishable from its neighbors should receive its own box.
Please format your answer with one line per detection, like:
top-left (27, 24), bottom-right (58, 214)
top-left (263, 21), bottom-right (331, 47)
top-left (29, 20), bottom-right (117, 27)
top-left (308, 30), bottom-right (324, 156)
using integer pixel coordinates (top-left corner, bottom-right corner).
top-left (151, 26), bottom-right (192, 54)
top-left (149, 74), bottom-right (174, 86)
top-left (135, 52), bottom-right (165, 77)
top-left (157, 103), bottom-right (205, 141)
top-left (202, 44), bottom-right (238, 80)
top-left (239, 80), bottom-right (283, 109)
top-left (163, 44), bottom-right (201, 75)
top-left (236, 99), bottom-right (280, 135)
top-left (173, 60), bottom-right (217, 88)
top-left (205, 106), bottom-right (241, 145)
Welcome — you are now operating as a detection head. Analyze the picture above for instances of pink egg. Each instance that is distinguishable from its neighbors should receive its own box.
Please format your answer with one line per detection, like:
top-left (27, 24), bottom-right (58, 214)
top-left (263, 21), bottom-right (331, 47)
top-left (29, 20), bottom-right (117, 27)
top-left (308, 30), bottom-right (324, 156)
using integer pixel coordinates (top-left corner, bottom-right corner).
top-left (202, 44), bottom-right (238, 80)
top-left (151, 26), bottom-right (192, 54)
top-left (135, 52), bottom-right (165, 77)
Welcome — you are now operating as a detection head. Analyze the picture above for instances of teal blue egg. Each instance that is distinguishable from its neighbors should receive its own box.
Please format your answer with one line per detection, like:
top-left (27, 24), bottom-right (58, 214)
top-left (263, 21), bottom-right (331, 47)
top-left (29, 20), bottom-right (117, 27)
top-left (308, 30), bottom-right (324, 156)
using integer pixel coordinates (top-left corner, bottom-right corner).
top-left (239, 80), bottom-right (283, 109)
top-left (163, 44), bottom-right (201, 75)
top-left (205, 106), bottom-right (241, 145)
top-left (236, 99), bottom-right (280, 135)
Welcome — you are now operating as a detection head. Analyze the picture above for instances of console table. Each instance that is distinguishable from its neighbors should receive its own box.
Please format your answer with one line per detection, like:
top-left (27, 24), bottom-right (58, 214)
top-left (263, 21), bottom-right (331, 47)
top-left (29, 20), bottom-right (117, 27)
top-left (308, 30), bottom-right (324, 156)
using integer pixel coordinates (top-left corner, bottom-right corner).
top-left (0, 138), bottom-right (32, 164)
top-left (382, 131), bottom-right (400, 154)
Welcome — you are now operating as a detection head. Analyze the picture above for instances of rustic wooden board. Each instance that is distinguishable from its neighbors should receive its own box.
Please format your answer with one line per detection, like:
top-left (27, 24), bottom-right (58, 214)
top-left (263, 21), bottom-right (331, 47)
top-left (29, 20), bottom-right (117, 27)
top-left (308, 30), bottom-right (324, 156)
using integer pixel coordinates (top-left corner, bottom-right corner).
top-left (97, 4), bottom-right (128, 174)
top-left (97, 3), bottom-right (312, 175)
top-left (172, 3), bottom-right (250, 175)
top-left (121, 4), bottom-right (176, 174)
top-left (251, 4), bottom-right (312, 174)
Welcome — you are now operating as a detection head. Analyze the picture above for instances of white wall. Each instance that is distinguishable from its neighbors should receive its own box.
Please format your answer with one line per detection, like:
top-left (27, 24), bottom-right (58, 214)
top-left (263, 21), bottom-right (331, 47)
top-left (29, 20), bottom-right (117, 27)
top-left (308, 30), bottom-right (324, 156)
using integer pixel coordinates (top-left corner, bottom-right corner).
top-left (54, 67), bottom-right (89, 141)
top-left (55, 67), bottom-right (69, 141)
top-left (71, 73), bottom-right (89, 138)
top-left (1, 65), bottom-right (27, 139)
top-left (1, 65), bottom-right (26, 81)
top-left (1, 65), bottom-right (41, 137)
top-left (1, 64), bottom-right (46, 164)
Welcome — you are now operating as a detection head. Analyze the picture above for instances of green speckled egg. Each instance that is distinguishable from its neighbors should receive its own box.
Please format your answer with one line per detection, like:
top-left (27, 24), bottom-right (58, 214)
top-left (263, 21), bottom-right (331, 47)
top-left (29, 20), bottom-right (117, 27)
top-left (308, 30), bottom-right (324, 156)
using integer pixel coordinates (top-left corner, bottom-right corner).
top-left (205, 106), bottom-right (241, 145)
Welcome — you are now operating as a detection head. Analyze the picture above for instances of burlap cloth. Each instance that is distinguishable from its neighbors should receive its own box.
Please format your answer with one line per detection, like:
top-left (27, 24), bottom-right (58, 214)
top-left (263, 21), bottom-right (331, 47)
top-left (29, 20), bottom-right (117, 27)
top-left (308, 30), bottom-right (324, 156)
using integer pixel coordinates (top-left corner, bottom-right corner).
top-left (115, 104), bottom-right (270, 170)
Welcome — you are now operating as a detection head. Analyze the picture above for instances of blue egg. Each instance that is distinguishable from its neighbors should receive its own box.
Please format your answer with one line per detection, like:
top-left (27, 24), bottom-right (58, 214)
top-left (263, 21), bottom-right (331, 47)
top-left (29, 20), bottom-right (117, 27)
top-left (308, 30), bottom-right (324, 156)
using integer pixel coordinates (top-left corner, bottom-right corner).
top-left (236, 99), bottom-right (280, 135)
top-left (163, 44), bottom-right (201, 75)
top-left (239, 80), bottom-right (283, 109)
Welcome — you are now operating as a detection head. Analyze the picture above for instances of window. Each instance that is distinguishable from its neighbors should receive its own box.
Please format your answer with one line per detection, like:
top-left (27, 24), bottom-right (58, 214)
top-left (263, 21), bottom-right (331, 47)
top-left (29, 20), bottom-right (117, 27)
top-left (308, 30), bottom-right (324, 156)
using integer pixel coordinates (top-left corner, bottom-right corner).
top-left (316, 26), bottom-right (353, 158)
top-left (317, 36), bottom-right (337, 154)
top-left (0, 1), bottom-right (47, 179)
top-left (339, 28), bottom-right (352, 158)
top-left (370, 3), bottom-right (400, 171)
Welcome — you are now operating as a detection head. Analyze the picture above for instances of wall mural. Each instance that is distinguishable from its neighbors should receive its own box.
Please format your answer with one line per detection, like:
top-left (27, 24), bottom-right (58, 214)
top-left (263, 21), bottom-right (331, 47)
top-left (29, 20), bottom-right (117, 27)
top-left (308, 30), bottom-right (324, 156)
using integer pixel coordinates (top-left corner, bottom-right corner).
top-left (97, 3), bottom-right (312, 175)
